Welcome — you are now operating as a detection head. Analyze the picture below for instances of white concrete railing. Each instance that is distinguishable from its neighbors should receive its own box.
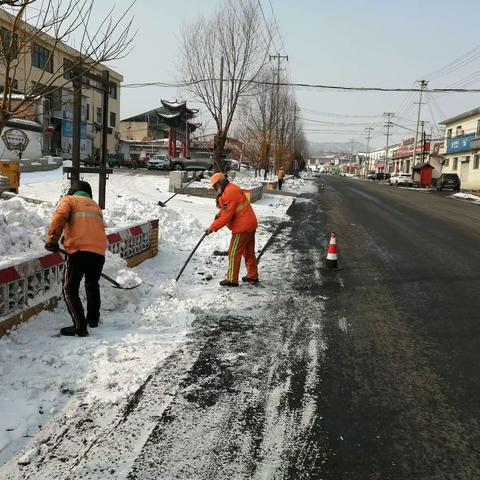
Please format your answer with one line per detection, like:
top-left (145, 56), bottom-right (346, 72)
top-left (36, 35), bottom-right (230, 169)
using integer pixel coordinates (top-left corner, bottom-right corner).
top-left (0, 219), bottom-right (159, 333)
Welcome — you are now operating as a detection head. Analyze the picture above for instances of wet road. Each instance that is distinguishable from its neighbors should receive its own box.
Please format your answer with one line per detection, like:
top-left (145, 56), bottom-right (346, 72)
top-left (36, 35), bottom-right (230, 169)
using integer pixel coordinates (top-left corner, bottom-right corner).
top-left (5, 177), bottom-right (480, 479)
top-left (126, 177), bottom-right (480, 479)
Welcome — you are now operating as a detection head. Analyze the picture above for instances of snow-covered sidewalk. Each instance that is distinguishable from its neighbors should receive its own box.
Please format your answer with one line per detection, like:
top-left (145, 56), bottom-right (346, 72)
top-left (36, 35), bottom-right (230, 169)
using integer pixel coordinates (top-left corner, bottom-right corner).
top-left (0, 167), bottom-right (305, 467)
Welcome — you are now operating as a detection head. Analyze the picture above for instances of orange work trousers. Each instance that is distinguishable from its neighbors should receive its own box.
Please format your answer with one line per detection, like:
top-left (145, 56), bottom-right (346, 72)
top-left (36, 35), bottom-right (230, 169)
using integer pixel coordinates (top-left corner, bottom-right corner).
top-left (226, 231), bottom-right (259, 283)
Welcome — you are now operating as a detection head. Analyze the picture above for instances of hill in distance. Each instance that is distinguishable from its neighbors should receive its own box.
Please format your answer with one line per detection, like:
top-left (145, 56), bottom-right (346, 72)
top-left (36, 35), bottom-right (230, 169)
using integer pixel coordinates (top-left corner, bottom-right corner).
top-left (308, 141), bottom-right (367, 155)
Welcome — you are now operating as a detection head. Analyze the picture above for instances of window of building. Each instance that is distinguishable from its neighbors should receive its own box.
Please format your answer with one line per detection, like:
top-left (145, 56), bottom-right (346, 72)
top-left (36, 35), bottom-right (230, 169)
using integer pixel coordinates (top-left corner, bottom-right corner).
top-left (474, 155), bottom-right (480, 169)
top-left (447, 128), bottom-right (452, 138)
top-left (86, 104), bottom-right (90, 121)
top-left (456, 125), bottom-right (463, 136)
top-left (109, 82), bottom-right (117, 100)
top-left (453, 157), bottom-right (458, 170)
top-left (0, 27), bottom-right (17, 59)
top-left (444, 158), bottom-right (450, 167)
top-left (32, 43), bottom-right (53, 73)
top-left (109, 112), bottom-right (116, 127)
top-left (96, 107), bottom-right (102, 124)
top-left (63, 58), bottom-right (74, 80)
top-left (465, 155), bottom-right (470, 163)
top-left (477, 120), bottom-right (480, 136)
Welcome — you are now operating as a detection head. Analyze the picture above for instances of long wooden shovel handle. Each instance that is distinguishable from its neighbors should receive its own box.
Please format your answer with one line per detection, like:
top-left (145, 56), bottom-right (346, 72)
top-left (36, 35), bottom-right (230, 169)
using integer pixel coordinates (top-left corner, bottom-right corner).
top-left (175, 232), bottom-right (208, 282)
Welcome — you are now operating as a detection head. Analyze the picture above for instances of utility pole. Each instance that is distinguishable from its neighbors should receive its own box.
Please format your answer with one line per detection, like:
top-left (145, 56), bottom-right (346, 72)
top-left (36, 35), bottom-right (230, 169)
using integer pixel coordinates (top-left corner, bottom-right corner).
top-left (71, 76), bottom-right (82, 189)
top-left (384, 112), bottom-right (394, 174)
top-left (99, 69), bottom-right (109, 209)
top-left (269, 53), bottom-right (288, 174)
top-left (365, 127), bottom-right (374, 177)
top-left (218, 56), bottom-right (224, 131)
top-left (420, 120), bottom-right (425, 163)
top-left (412, 80), bottom-right (428, 171)
top-left (293, 104), bottom-right (299, 173)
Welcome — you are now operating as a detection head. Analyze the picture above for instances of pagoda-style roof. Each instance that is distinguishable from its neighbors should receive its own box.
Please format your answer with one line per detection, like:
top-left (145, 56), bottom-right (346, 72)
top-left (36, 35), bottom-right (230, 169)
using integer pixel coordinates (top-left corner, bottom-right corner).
top-left (121, 100), bottom-right (200, 132)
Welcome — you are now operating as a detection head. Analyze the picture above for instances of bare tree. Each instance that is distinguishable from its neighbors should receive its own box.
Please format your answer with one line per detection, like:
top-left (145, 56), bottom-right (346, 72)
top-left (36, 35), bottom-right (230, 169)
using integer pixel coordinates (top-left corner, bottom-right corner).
top-left (180, 0), bottom-right (270, 172)
top-left (238, 73), bottom-right (307, 176)
top-left (0, 0), bottom-right (135, 133)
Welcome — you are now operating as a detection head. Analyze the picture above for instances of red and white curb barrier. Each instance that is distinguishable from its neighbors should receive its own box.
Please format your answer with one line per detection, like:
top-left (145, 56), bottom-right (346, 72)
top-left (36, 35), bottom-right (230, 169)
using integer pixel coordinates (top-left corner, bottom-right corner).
top-left (0, 219), bottom-right (159, 321)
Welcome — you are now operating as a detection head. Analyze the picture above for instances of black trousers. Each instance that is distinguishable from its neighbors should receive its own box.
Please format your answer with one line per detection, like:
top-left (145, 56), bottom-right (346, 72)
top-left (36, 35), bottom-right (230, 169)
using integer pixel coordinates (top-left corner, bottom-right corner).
top-left (278, 178), bottom-right (284, 190)
top-left (63, 251), bottom-right (105, 332)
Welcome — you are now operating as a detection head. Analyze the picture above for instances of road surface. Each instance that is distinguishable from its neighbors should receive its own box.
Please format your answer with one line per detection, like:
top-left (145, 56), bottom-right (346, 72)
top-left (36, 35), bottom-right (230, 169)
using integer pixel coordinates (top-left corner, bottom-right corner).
top-left (3, 176), bottom-right (480, 479)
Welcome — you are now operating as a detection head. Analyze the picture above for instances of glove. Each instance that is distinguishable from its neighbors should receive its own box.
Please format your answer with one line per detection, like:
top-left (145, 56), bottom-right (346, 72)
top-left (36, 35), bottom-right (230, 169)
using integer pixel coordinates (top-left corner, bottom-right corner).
top-left (205, 227), bottom-right (213, 235)
top-left (45, 240), bottom-right (60, 252)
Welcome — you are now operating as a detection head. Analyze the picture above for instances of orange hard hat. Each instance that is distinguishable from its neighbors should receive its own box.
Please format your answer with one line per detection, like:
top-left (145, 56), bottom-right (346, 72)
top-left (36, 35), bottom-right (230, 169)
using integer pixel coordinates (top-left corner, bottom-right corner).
top-left (210, 172), bottom-right (225, 187)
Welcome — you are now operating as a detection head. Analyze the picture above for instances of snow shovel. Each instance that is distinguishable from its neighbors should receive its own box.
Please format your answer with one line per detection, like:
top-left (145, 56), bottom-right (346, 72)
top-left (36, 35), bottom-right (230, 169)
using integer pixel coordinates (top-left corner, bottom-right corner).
top-left (175, 232), bottom-right (208, 282)
top-left (158, 174), bottom-right (201, 207)
top-left (58, 249), bottom-right (141, 290)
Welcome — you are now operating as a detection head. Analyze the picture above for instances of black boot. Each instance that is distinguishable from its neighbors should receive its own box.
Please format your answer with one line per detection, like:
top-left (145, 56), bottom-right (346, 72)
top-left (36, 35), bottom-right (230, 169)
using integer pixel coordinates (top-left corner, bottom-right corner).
top-left (242, 276), bottom-right (259, 284)
top-left (60, 326), bottom-right (88, 337)
top-left (219, 280), bottom-right (239, 287)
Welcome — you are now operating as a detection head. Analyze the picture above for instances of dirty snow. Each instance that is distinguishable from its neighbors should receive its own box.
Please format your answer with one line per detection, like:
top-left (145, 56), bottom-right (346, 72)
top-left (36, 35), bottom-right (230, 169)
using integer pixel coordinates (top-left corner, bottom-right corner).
top-left (0, 166), bottom-right (305, 467)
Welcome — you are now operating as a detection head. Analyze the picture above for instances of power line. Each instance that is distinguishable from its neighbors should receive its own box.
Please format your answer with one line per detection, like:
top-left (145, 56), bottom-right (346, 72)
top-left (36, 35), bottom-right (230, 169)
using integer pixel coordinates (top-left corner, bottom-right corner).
top-left (267, 0), bottom-right (287, 55)
top-left (121, 78), bottom-right (480, 93)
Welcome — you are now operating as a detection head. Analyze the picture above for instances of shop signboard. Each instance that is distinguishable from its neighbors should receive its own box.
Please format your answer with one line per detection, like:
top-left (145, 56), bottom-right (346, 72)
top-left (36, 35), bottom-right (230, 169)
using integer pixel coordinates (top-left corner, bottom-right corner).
top-left (446, 133), bottom-right (475, 154)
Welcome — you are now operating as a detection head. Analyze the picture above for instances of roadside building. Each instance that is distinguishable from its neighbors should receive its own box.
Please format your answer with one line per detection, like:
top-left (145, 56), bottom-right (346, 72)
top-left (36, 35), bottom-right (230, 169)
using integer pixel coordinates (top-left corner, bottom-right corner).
top-left (0, 9), bottom-right (123, 159)
top-left (440, 107), bottom-right (480, 190)
top-left (366, 144), bottom-right (399, 174)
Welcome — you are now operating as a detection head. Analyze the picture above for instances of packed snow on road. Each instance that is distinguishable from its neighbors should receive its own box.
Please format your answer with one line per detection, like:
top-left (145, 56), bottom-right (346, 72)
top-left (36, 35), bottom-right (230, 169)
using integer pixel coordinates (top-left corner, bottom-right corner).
top-left (0, 168), bottom-right (306, 468)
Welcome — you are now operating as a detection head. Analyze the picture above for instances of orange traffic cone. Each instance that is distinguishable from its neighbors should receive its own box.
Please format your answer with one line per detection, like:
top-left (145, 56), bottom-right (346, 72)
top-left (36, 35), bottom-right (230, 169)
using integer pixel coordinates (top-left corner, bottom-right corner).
top-left (325, 232), bottom-right (342, 270)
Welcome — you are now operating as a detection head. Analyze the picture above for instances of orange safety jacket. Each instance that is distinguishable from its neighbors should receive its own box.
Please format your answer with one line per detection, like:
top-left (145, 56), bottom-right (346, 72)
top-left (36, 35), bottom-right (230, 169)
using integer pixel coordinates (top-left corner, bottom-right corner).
top-left (47, 193), bottom-right (107, 256)
top-left (209, 182), bottom-right (258, 234)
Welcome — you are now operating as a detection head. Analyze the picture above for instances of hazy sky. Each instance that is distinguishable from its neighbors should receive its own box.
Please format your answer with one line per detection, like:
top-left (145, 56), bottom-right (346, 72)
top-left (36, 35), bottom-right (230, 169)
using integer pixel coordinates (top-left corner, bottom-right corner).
top-left (95, 0), bottom-right (480, 148)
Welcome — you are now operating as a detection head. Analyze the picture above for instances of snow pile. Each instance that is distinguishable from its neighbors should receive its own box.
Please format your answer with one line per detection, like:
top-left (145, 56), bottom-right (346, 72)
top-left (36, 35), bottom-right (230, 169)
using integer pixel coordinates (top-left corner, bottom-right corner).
top-left (453, 192), bottom-right (480, 203)
top-left (0, 197), bottom-right (53, 268)
top-left (104, 196), bottom-right (204, 249)
top-left (115, 269), bottom-right (141, 288)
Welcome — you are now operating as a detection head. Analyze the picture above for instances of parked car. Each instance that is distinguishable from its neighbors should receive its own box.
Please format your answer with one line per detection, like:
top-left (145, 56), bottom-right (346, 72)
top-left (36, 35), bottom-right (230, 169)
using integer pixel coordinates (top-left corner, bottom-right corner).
top-left (81, 155), bottom-right (100, 167)
top-left (367, 171), bottom-right (376, 180)
top-left (120, 158), bottom-right (147, 169)
top-left (147, 154), bottom-right (171, 170)
top-left (373, 172), bottom-right (385, 181)
top-left (171, 155), bottom-right (215, 171)
top-left (390, 172), bottom-right (413, 187)
top-left (436, 173), bottom-right (461, 191)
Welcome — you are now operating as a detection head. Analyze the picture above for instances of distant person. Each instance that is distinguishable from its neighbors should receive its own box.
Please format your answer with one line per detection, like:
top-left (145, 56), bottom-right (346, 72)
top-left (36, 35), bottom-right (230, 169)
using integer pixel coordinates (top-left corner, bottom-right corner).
top-left (45, 181), bottom-right (106, 337)
top-left (277, 166), bottom-right (286, 190)
top-left (206, 173), bottom-right (259, 287)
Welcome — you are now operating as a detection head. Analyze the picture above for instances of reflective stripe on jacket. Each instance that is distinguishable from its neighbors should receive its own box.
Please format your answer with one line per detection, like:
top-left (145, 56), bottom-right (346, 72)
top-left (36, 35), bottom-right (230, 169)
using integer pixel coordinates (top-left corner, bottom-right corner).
top-left (209, 182), bottom-right (258, 234)
top-left (47, 195), bottom-right (107, 256)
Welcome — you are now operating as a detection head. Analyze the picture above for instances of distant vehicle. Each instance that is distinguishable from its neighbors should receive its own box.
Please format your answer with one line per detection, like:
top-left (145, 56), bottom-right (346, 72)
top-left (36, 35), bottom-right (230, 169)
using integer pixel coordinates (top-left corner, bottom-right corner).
top-left (367, 171), bottom-right (376, 180)
top-left (147, 154), bottom-right (171, 170)
top-left (81, 155), bottom-right (100, 167)
top-left (390, 172), bottom-right (413, 187)
top-left (121, 158), bottom-right (147, 169)
top-left (373, 172), bottom-right (385, 181)
top-left (436, 173), bottom-right (461, 191)
top-left (171, 155), bottom-right (214, 171)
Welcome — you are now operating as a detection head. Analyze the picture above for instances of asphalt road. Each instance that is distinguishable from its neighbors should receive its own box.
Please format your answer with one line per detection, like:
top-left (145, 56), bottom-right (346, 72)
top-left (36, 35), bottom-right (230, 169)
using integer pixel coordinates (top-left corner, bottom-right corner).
top-left (310, 176), bottom-right (480, 480)
top-left (127, 177), bottom-right (480, 479)
top-left (4, 176), bottom-right (480, 479)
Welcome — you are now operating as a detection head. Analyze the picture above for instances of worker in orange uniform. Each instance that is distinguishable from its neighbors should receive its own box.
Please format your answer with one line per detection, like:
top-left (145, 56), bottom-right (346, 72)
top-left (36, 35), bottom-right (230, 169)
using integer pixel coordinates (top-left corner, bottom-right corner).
top-left (45, 181), bottom-right (106, 337)
top-left (206, 173), bottom-right (259, 287)
top-left (277, 166), bottom-right (286, 190)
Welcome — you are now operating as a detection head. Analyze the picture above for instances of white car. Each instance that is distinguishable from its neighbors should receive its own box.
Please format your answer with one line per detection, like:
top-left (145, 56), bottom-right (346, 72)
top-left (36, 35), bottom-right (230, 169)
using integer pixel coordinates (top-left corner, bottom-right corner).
top-left (147, 154), bottom-right (171, 170)
top-left (390, 172), bottom-right (413, 187)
